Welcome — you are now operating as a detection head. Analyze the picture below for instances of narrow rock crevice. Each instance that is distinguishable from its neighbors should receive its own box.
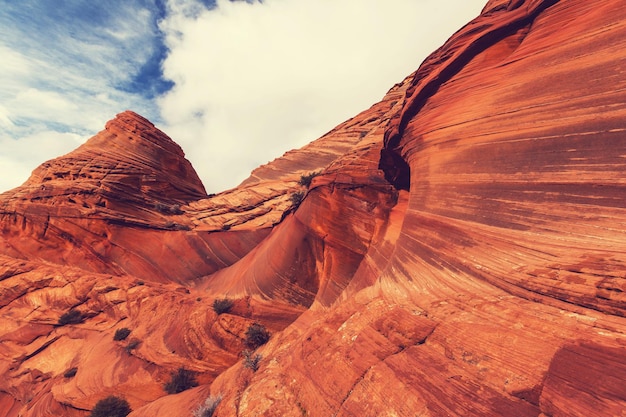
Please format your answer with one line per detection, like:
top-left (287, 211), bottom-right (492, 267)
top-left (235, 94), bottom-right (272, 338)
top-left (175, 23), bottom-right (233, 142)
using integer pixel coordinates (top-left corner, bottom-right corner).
top-left (21, 336), bottom-right (60, 361)
top-left (379, 0), bottom-right (559, 191)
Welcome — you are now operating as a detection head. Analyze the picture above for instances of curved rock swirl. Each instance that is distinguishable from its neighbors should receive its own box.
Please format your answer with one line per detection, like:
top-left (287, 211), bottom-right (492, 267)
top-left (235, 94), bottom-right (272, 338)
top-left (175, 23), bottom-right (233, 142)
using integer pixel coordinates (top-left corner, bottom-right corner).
top-left (1, 0), bottom-right (626, 416)
top-left (382, 0), bottom-right (626, 316)
top-left (208, 1), bottom-right (626, 416)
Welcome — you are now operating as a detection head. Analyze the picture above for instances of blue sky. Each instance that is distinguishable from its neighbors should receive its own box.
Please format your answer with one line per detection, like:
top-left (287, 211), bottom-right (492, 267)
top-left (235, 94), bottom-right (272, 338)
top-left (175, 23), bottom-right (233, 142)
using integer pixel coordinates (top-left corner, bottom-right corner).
top-left (0, 0), bottom-right (486, 193)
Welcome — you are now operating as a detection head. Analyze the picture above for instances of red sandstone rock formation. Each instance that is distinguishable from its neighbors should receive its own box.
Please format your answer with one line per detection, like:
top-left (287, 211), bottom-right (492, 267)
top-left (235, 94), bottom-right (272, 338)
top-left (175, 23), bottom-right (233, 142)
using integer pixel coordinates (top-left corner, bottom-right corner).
top-left (2, 0), bottom-right (626, 416)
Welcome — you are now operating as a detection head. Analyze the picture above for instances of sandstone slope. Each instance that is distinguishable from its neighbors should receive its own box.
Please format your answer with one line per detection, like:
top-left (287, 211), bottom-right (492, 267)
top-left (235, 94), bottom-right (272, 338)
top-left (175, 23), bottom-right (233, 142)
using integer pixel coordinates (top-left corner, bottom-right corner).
top-left (0, 60), bottom-right (411, 416)
top-left (203, 1), bottom-right (626, 416)
top-left (2, 0), bottom-right (626, 416)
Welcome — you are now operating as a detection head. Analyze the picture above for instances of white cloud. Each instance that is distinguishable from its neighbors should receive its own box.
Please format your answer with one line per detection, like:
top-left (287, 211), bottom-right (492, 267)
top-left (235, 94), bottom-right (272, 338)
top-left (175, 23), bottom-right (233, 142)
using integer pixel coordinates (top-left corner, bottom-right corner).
top-left (0, 1), bottom-right (162, 192)
top-left (13, 88), bottom-right (79, 122)
top-left (0, 0), bottom-right (487, 195)
top-left (158, 0), bottom-right (486, 193)
top-left (0, 131), bottom-right (85, 193)
top-left (0, 104), bottom-right (15, 129)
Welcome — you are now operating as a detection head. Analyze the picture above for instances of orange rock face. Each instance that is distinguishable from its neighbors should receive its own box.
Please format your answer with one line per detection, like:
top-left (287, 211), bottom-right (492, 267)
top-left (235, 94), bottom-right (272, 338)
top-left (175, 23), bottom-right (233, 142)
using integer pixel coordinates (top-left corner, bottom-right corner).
top-left (2, 0), bottom-right (626, 416)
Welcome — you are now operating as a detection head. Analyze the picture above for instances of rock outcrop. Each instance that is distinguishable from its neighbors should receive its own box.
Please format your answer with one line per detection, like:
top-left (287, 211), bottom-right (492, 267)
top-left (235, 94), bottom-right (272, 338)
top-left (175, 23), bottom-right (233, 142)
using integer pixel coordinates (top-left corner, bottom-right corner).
top-left (1, 0), bottom-right (626, 416)
top-left (0, 110), bottom-right (271, 284)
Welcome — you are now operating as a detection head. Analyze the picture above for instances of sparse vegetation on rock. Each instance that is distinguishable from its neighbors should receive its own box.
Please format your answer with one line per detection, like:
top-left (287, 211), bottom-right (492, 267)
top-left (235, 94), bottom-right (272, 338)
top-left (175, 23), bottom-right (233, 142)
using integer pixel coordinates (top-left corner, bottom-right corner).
top-left (164, 367), bottom-right (198, 394)
top-left (298, 171), bottom-right (320, 188)
top-left (113, 327), bottom-right (131, 341)
top-left (57, 308), bottom-right (85, 326)
top-left (89, 395), bottom-right (131, 417)
top-left (63, 367), bottom-right (78, 378)
top-left (212, 298), bottom-right (234, 315)
top-left (289, 191), bottom-right (305, 208)
top-left (245, 323), bottom-right (270, 350)
top-left (193, 394), bottom-right (222, 417)
top-left (125, 338), bottom-right (140, 353)
top-left (242, 350), bottom-right (262, 372)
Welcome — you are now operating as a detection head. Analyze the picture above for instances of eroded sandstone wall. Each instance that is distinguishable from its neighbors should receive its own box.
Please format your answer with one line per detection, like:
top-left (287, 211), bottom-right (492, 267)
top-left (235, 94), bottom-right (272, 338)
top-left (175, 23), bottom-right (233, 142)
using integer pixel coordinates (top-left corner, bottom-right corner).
top-left (1, 1), bottom-right (625, 416)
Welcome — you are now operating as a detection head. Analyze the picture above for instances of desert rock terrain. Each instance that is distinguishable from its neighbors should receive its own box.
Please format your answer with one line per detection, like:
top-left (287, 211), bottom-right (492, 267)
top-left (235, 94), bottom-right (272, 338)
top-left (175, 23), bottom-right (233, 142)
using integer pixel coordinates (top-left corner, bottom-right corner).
top-left (1, 0), bottom-right (625, 416)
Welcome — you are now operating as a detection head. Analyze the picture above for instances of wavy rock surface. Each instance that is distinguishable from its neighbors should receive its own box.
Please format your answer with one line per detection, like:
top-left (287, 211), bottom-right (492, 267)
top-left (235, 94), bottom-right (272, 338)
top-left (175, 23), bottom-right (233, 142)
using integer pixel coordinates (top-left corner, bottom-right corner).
top-left (204, 1), bottom-right (626, 416)
top-left (0, 63), bottom-right (411, 416)
top-left (0, 111), bottom-right (274, 284)
top-left (0, 253), bottom-right (304, 416)
top-left (2, 0), bottom-right (626, 416)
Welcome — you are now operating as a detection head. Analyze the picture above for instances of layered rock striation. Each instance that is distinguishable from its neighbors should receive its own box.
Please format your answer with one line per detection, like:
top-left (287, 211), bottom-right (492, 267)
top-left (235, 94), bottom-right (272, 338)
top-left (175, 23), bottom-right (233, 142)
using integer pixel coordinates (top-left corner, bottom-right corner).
top-left (204, 1), bottom-right (626, 416)
top-left (1, 0), bottom-right (626, 416)
top-left (0, 111), bottom-right (270, 284)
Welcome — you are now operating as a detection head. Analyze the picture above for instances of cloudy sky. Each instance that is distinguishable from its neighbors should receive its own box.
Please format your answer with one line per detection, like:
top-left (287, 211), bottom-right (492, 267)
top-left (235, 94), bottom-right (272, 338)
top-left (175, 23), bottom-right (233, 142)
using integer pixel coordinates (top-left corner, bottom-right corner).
top-left (0, 0), bottom-right (486, 194)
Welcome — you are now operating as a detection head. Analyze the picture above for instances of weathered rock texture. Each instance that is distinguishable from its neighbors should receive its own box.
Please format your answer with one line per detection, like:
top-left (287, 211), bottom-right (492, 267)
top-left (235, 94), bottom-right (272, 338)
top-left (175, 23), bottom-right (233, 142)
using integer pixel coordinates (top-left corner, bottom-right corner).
top-left (2, 0), bottom-right (626, 416)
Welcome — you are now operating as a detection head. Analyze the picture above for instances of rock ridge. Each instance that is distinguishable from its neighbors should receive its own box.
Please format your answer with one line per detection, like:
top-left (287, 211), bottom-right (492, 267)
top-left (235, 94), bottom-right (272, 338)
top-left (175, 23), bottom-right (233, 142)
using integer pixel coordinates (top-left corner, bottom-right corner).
top-left (380, 0), bottom-right (558, 189)
top-left (1, 1), bottom-right (626, 416)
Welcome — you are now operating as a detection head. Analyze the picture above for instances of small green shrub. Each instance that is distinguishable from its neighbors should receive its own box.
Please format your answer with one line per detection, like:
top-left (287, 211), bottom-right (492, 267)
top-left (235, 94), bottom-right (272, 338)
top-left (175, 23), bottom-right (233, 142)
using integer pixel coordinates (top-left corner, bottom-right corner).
top-left (193, 394), bottom-right (222, 417)
top-left (113, 328), bottom-right (131, 341)
top-left (244, 323), bottom-right (270, 350)
top-left (242, 350), bottom-right (262, 372)
top-left (89, 395), bottom-right (131, 417)
top-left (64, 367), bottom-right (78, 378)
top-left (289, 191), bottom-right (305, 208)
top-left (58, 309), bottom-right (84, 326)
top-left (164, 367), bottom-right (198, 394)
top-left (298, 171), bottom-right (320, 188)
top-left (212, 298), bottom-right (234, 315)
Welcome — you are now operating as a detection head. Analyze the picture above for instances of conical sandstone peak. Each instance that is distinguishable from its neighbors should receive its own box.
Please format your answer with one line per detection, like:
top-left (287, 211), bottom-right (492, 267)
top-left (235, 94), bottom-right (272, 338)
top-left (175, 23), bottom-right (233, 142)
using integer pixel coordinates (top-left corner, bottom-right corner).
top-left (17, 110), bottom-right (206, 209)
top-left (0, 111), bottom-right (219, 282)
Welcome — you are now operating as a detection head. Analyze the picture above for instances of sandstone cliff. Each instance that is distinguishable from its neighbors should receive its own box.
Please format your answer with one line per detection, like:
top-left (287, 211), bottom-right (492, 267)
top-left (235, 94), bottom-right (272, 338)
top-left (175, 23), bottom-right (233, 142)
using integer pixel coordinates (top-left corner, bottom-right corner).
top-left (1, 0), bottom-right (626, 416)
